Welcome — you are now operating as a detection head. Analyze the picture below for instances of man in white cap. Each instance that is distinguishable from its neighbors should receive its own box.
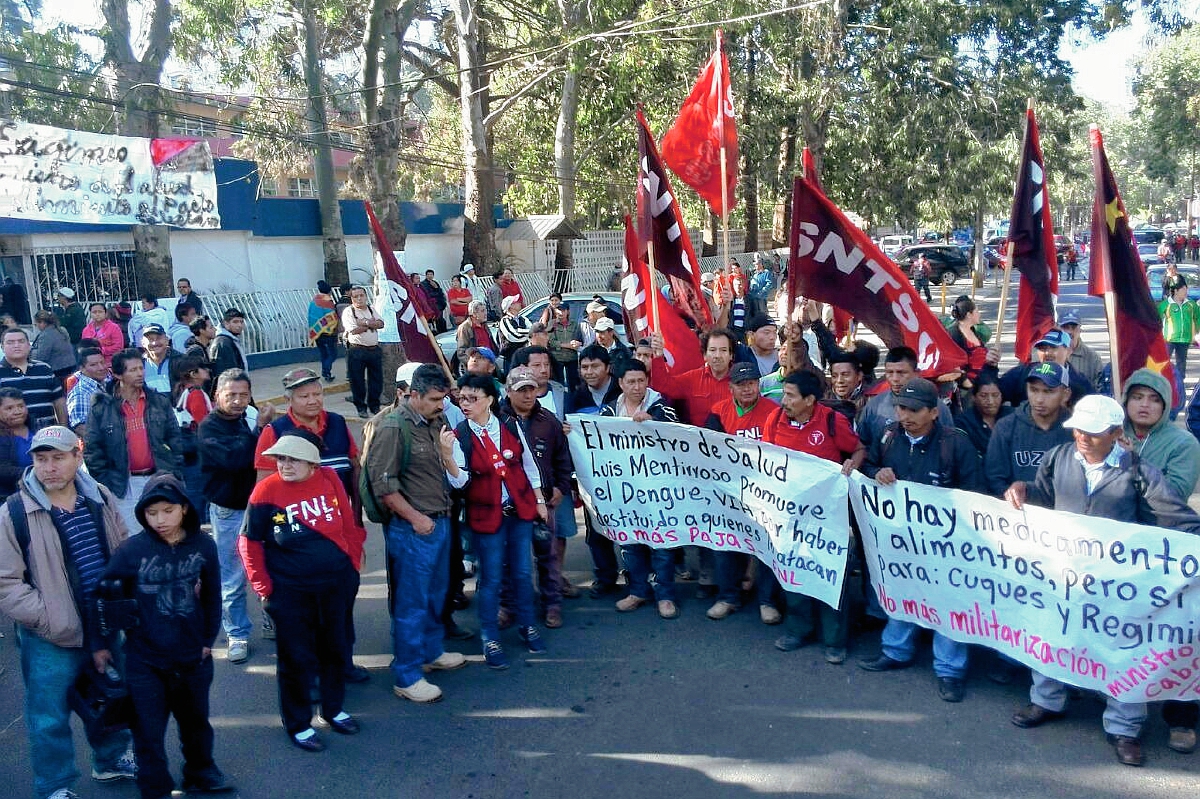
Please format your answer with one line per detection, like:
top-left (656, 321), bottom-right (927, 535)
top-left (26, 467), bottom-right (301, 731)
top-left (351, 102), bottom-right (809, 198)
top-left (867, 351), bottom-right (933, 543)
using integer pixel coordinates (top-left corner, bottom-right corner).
top-left (578, 300), bottom-right (606, 349)
top-left (0, 426), bottom-right (136, 797)
top-left (1005, 393), bottom-right (1200, 767)
top-left (55, 287), bottom-right (86, 344)
top-left (593, 317), bottom-right (630, 371)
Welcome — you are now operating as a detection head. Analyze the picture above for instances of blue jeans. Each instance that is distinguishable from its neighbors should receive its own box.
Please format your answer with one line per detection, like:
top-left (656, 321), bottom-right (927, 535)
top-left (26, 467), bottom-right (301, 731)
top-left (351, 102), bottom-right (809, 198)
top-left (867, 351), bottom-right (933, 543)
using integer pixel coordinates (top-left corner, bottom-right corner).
top-left (315, 334), bottom-right (338, 378)
top-left (209, 504), bottom-right (251, 641)
top-left (881, 619), bottom-right (968, 678)
top-left (1030, 671), bottom-right (1146, 738)
top-left (386, 517), bottom-right (449, 688)
top-left (475, 517), bottom-right (534, 641)
top-left (19, 628), bottom-right (132, 799)
top-left (621, 544), bottom-right (676, 602)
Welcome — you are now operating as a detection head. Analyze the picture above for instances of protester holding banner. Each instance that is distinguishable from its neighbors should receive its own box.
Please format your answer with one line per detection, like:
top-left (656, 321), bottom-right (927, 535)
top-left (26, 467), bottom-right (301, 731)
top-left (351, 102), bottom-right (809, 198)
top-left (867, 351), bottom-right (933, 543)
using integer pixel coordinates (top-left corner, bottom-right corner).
top-left (1004, 394), bottom-right (1200, 766)
top-left (982, 363), bottom-right (1072, 496)
top-left (857, 377), bottom-right (982, 703)
top-left (454, 374), bottom-right (548, 670)
top-left (1120, 368), bottom-right (1200, 501)
top-left (599, 360), bottom-right (681, 620)
top-left (855, 347), bottom-right (953, 450)
top-left (702, 361), bottom-right (781, 623)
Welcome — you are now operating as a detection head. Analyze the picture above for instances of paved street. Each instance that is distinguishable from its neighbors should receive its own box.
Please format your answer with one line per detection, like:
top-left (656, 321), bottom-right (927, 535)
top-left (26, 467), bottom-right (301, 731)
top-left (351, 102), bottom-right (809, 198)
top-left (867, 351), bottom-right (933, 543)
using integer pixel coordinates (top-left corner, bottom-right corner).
top-left (3, 265), bottom-right (1200, 798)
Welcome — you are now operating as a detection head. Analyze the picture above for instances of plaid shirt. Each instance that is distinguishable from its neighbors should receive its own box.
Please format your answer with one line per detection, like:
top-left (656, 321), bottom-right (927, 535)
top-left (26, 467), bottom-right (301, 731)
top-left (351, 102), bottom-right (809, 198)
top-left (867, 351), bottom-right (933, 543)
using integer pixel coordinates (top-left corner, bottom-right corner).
top-left (66, 372), bottom-right (108, 429)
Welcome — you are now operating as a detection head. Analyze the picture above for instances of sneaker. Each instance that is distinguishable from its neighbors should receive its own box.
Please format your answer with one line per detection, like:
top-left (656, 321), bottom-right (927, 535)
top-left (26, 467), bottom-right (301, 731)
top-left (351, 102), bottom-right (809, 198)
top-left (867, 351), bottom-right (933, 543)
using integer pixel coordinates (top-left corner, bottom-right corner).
top-left (1169, 727), bottom-right (1197, 753)
top-left (657, 600), bottom-right (680, 619)
top-left (227, 639), bottom-right (249, 664)
top-left (92, 750), bottom-right (137, 782)
top-left (393, 678), bottom-right (443, 703)
top-left (615, 594), bottom-right (649, 612)
top-left (483, 639), bottom-right (510, 670)
top-left (47, 791), bottom-right (81, 799)
top-left (544, 606), bottom-right (563, 628)
top-left (520, 626), bottom-right (547, 653)
top-left (357, 408), bottom-right (370, 419)
top-left (759, 605), bottom-right (783, 625)
top-left (426, 651), bottom-right (467, 671)
top-left (706, 600), bottom-right (737, 620)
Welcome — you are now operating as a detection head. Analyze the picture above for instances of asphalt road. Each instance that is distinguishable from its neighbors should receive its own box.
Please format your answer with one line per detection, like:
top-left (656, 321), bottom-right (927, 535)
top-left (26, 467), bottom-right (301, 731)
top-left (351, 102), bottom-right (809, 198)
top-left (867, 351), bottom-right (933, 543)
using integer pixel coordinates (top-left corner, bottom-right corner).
top-left (3, 266), bottom-right (1200, 798)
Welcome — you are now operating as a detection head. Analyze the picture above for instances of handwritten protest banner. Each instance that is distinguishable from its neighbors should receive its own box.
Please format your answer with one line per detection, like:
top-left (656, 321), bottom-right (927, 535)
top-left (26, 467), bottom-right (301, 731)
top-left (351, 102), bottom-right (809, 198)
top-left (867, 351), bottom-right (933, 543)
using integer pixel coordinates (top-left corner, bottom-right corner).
top-left (848, 472), bottom-right (1200, 702)
top-left (567, 415), bottom-right (850, 607)
top-left (0, 121), bottom-right (220, 228)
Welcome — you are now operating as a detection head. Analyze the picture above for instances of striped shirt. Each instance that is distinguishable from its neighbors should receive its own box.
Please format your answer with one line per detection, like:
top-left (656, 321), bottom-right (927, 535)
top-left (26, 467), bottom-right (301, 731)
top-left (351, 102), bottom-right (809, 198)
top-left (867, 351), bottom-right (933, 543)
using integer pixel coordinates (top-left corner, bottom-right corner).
top-left (0, 359), bottom-right (62, 428)
top-left (52, 496), bottom-right (107, 598)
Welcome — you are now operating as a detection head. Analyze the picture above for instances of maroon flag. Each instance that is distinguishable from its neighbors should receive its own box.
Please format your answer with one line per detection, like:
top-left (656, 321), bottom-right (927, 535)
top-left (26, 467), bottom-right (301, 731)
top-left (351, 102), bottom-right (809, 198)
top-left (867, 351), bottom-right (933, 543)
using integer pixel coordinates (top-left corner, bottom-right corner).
top-left (619, 216), bottom-right (704, 373)
top-left (365, 202), bottom-right (441, 365)
top-left (660, 30), bottom-right (738, 218)
top-left (787, 176), bottom-right (967, 376)
top-left (800, 146), bottom-right (851, 338)
top-left (1006, 108), bottom-right (1060, 362)
top-left (1087, 126), bottom-right (1177, 402)
top-left (636, 108), bottom-right (712, 326)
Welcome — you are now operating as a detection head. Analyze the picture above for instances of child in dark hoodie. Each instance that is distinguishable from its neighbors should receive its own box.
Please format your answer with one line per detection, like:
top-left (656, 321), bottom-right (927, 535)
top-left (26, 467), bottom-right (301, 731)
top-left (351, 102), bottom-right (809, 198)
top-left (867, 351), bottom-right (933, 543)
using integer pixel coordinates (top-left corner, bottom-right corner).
top-left (91, 474), bottom-right (231, 798)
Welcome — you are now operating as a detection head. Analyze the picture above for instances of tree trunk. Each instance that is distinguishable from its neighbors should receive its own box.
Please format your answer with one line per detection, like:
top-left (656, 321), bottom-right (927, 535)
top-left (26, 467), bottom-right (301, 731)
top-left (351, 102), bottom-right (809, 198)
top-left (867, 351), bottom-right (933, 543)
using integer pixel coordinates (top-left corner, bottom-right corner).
top-left (771, 121), bottom-right (797, 247)
top-left (740, 36), bottom-right (758, 252)
top-left (301, 0), bottom-right (349, 287)
top-left (451, 0), bottom-right (496, 274)
top-left (553, 0), bottom-right (583, 277)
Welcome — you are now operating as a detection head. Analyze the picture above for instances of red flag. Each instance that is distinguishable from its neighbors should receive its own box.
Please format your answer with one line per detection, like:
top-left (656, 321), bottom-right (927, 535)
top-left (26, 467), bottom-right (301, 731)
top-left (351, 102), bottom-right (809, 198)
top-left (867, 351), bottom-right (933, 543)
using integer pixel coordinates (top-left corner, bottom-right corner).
top-left (800, 146), bottom-right (851, 338)
top-left (365, 202), bottom-right (441, 365)
top-left (1006, 109), bottom-right (1061, 362)
top-left (636, 108), bottom-right (712, 326)
top-left (787, 176), bottom-right (967, 377)
top-left (1087, 126), bottom-right (1177, 403)
top-left (660, 31), bottom-right (738, 219)
top-left (619, 215), bottom-right (704, 374)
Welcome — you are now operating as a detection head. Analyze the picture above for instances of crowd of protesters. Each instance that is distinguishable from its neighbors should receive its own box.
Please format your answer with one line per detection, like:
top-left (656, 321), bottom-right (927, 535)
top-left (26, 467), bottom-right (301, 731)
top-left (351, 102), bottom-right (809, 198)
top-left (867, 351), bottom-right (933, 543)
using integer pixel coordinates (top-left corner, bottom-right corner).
top-left (7, 260), bottom-right (1200, 799)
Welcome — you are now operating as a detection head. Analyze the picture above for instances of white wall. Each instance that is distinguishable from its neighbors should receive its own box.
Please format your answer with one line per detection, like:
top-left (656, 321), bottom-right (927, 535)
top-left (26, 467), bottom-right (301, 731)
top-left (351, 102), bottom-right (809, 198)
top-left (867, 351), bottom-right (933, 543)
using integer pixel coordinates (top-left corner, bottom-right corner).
top-left (402, 233), bottom-right (466, 283)
top-left (170, 230), bottom-right (255, 293)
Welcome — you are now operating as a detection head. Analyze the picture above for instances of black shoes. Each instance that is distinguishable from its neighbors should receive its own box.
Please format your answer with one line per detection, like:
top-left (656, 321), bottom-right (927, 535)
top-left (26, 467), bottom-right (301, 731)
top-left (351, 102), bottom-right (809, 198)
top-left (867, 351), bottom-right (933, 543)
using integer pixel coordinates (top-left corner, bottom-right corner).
top-left (856, 653), bottom-right (913, 672)
top-left (588, 581), bottom-right (618, 599)
top-left (1107, 734), bottom-right (1145, 766)
top-left (291, 733), bottom-right (326, 753)
top-left (181, 769), bottom-right (234, 793)
top-left (444, 621), bottom-right (475, 641)
top-left (936, 677), bottom-right (964, 703)
top-left (324, 715), bottom-right (361, 735)
top-left (343, 665), bottom-right (371, 684)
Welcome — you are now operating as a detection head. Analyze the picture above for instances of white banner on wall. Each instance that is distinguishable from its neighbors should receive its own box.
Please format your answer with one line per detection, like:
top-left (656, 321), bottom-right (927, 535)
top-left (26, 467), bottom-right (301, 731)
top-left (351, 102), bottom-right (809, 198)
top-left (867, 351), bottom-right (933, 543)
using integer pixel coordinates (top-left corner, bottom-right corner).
top-left (567, 415), bottom-right (851, 607)
top-left (0, 120), bottom-right (220, 228)
top-left (848, 472), bottom-right (1200, 702)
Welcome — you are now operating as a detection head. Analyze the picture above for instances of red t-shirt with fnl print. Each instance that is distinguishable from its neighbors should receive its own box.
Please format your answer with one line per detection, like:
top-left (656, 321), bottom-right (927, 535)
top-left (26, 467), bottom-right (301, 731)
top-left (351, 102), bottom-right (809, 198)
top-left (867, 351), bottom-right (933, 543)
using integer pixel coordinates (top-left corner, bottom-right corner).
top-left (763, 401), bottom-right (860, 464)
top-left (706, 395), bottom-right (779, 441)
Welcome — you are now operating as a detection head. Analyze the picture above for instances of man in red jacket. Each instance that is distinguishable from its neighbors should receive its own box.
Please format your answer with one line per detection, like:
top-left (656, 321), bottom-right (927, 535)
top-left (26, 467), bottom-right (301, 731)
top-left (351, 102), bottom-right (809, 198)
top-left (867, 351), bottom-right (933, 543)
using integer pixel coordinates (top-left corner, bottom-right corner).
top-left (703, 362), bottom-right (781, 623)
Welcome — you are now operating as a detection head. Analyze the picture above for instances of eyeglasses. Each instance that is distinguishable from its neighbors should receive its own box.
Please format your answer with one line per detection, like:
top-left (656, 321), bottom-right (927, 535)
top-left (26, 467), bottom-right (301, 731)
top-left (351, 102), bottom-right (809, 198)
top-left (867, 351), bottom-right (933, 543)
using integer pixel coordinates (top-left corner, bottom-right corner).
top-left (458, 394), bottom-right (486, 405)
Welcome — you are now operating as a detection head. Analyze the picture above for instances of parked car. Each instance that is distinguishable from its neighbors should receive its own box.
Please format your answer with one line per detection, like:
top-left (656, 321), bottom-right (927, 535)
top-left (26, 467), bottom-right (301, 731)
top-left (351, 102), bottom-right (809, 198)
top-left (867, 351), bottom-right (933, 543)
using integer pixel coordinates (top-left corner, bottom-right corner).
top-left (1146, 265), bottom-right (1200, 302)
top-left (879, 235), bottom-right (914, 256)
top-left (1137, 242), bottom-right (1166, 267)
top-left (1133, 227), bottom-right (1165, 245)
top-left (894, 244), bottom-right (972, 286)
top-left (435, 291), bottom-right (626, 370)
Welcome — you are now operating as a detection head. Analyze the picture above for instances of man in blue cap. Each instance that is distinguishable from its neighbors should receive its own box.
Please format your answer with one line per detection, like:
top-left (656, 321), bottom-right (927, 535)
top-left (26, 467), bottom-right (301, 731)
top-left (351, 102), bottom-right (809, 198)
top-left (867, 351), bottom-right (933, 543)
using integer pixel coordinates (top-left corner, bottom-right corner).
top-left (998, 329), bottom-right (1093, 406)
top-left (1059, 309), bottom-right (1104, 388)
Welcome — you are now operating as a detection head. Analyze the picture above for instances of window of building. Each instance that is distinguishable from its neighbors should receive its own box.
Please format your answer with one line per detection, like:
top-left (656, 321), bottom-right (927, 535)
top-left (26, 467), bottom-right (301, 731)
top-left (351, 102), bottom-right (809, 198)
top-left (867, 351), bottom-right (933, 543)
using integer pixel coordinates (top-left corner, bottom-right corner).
top-left (287, 177), bottom-right (319, 198)
top-left (328, 131), bottom-right (356, 148)
top-left (259, 177), bottom-right (279, 197)
top-left (169, 117), bottom-right (218, 137)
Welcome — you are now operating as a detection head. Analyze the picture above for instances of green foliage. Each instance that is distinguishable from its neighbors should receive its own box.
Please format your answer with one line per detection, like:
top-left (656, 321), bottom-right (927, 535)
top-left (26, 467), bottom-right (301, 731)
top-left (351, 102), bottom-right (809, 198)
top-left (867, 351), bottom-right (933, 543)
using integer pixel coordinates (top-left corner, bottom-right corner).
top-left (0, 25), bottom-right (112, 132)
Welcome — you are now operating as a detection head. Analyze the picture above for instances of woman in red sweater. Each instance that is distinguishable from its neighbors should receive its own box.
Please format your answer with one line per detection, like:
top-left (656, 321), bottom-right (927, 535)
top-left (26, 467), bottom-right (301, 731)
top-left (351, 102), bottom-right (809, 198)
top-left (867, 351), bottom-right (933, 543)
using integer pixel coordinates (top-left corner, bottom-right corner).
top-left (240, 430), bottom-right (366, 752)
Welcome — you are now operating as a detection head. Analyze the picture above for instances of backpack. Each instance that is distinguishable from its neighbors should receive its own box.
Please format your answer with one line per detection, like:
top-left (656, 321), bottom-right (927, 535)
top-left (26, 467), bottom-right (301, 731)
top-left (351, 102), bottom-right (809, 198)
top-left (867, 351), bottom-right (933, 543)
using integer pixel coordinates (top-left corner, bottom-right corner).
top-left (3, 493), bottom-right (32, 585)
top-left (358, 410), bottom-right (412, 524)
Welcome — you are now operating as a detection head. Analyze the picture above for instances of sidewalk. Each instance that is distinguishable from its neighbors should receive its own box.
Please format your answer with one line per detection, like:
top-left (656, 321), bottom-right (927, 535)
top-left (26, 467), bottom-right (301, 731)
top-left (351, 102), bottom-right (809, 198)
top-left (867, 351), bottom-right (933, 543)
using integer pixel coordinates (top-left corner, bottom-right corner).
top-left (250, 359), bottom-right (351, 410)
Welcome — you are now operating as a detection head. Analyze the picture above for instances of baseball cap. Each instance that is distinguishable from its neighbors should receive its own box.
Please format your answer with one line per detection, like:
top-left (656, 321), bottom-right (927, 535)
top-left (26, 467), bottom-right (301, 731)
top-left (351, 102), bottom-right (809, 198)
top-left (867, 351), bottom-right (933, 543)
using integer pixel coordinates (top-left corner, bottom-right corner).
top-left (468, 347), bottom-right (496, 363)
top-left (29, 426), bottom-right (79, 453)
top-left (1034, 329), bottom-right (1071, 349)
top-left (729, 362), bottom-right (761, 383)
top-left (585, 300), bottom-right (607, 315)
top-left (1058, 309), bottom-right (1081, 327)
top-left (263, 432), bottom-right (322, 464)
top-left (1025, 361), bottom-right (1066, 389)
top-left (141, 324), bottom-right (166, 337)
top-left (1064, 394), bottom-right (1125, 434)
top-left (746, 314), bottom-right (776, 332)
top-left (594, 317), bottom-right (616, 332)
top-left (462, 263), bottom-right (476, 273)
top-left (282, 367), bottom-right (321, 390)
top-left (57, 287), bottom-right (75, 299)
top-left (893, 377), bottom-right (939, 410)
top-left (505, 366), bottom-right (538, 391)
top-left (501, 295), bottom-right (521, 312)
top-left (396, 362), bottom-right (423, 385)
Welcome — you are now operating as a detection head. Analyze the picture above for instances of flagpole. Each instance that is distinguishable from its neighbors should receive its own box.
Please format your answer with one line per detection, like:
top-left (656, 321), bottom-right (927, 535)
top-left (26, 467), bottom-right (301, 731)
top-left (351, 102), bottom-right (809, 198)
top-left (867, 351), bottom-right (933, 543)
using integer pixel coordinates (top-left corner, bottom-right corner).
top-left (994, 99), bottom-right (1034, 361)
top-left (1091, 123), bottom-right (1123, 393)
top-left (1103, 289), bottom-right (1121, 392)
top-left (647, 239), bottom-right (662, 333)
top-left (715, 29), bottom-right (733, 276)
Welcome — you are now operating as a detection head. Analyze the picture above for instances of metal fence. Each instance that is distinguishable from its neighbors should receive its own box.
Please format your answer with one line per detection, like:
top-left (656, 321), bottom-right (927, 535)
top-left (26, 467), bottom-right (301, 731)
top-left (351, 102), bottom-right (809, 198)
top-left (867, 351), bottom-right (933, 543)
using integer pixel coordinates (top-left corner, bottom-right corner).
top-left (31, 246), bottom-right (142, 311)
top-left (201, 290), bottom-right (313, 355)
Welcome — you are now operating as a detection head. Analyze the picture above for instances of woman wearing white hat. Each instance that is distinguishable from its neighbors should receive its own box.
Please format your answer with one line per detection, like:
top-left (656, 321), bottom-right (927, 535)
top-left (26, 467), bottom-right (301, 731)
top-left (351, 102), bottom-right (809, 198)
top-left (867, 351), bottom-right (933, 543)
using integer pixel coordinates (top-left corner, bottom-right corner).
top-left (241, 430), bottom-right (367, 752)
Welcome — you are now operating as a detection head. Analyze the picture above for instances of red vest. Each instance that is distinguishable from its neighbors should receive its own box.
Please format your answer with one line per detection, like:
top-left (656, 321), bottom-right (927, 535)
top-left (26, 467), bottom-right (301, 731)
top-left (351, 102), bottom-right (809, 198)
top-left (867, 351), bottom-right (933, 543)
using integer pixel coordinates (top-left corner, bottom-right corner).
top-left (462, 420), bottom-right (539, 534)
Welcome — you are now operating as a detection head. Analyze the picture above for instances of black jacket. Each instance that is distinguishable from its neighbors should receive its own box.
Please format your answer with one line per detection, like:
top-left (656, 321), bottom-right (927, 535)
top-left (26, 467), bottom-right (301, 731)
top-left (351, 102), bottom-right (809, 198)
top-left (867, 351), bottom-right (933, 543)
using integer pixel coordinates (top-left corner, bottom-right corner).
top-left (84, 387), bottom-right (182, 498)
top-left (565, 379), bottom-right (621, 415)
top-left (953, 404), bottom-right (1014, 459)
top-left (95, 500), bottom-right (221, 667)
top-left (197, 409), bottom-right (260, 509)
top-left (863, 421), bottom-right (983, 492)
top-left (498, 399), bottom-right (573, 500)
